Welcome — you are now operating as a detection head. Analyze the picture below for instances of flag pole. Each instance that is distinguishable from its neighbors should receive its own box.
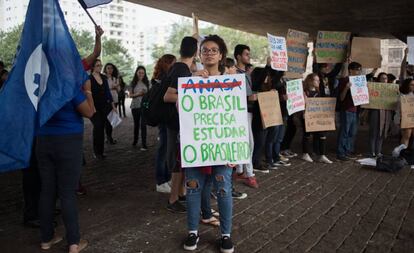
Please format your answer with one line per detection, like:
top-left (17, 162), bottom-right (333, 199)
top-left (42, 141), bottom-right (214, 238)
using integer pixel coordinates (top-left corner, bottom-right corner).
top-left (78, 0), bottom-right (98, 27)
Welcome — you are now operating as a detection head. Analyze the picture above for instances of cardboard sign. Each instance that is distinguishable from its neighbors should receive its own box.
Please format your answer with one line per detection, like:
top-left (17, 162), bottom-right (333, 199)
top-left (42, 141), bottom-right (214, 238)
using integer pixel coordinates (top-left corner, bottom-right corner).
top-left (408, 37), bottom-right (414, 65)
top-left (351, 37), bottom-right (382, 68)
top-left (286, 29), bottom-right (309, 79)
top-left (361, 82), bottom-right (400, 110)
top-left (315, 31), bottom-right (351, 63)
top-left (401, 95), bottom-right (414, 129)
top-left (305, 97), bottom-right (336, 132)
top-left (349, 75), bottom-right (369, 106)
top-left (257, 90), bottom-right (283, 128)
top-left (267, 33), bottom-right (288, 71)
top-left (177, 74), bottom-right (250, 167)
top-left (286, 79), bottom-right (305, 115)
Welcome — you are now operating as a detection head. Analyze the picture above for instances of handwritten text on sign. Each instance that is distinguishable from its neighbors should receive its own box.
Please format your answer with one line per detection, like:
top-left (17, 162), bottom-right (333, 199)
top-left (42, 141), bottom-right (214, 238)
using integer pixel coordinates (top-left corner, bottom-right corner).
top-left (349, 75), bottom-right (369, 106)
top-left (361, 82), bottom-right (399, 110)
top-left (286, 79), bottom-right (305, 115)
top-left (286, 29), bottom-right (309, 78)
top-left (267, 33), bottom-right (288, 71)
top-left (305, 97), bottom-right (336, 132)
top-left (315, 31), bottom-right (351, 63)
top-left (401, 95), bottom-right (414, 129)
top-left (178, 74), bottom-right (250, 167)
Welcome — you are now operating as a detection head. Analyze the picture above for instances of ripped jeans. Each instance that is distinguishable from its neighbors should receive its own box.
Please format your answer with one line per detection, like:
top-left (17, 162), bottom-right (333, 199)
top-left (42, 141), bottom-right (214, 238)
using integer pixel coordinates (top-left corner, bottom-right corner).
top-left (185, 165), bottom-right (233, 235)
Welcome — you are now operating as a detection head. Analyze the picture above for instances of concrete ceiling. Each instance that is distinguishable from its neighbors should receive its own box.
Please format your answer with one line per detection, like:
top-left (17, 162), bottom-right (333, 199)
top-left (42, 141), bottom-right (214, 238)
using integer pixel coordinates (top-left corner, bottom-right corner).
top-left (126, 0), bottom-right (414, 40)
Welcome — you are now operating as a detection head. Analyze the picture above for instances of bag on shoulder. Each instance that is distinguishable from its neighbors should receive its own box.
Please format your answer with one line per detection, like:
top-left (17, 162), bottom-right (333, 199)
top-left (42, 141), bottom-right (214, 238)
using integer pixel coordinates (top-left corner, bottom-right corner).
top-left (375, 155), bottom-right (406, 172)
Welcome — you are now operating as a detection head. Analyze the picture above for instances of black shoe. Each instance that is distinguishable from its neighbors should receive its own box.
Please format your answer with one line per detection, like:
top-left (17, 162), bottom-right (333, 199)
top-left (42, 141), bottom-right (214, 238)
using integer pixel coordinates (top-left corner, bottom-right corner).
top-left (132, 141), bottom-right (137, 146)
top-left (93, 154), bottom-right (106, 160)
top-left (346, 155), bottom-right (357, 160)
top-left (167, 200), bottom-right (186, 213)
top-left (253, 165), bottom-right (270, 173)
top-left (337, 156), bottom-right (350, 161)
top-left (183, 233), bottom-right (199, 251)
top-left (107, 139), bottom-right (117, 145)
top-left (178, 195), bottom-right (186, 203)
top-left (220, 236), bottom-right (234, 253)
top-left (232, 189), bottom-right (247, 200)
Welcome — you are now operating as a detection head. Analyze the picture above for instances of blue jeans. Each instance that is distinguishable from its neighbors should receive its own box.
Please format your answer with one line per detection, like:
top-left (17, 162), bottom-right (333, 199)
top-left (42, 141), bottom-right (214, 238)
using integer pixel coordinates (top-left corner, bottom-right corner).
top-left (272, 124), bottom-right (286, 162)
top-left (337, 111), bottom-right (358, 157)
top-left (185, 166), bottom-right (233, 235)
top-left (155, 125), bottom-right (171, 185)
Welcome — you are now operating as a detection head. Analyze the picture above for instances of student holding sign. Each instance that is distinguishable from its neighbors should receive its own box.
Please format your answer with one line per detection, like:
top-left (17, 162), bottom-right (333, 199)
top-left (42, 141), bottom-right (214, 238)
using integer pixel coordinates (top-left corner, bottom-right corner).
top-left (336, 62), bottom-right (362, 161)
top-left (395, 79), bottom-right (414, 147)
top-left (181, 35), bottom-right (235, 253)
top-left (301, 73), bottom-right (333, 164)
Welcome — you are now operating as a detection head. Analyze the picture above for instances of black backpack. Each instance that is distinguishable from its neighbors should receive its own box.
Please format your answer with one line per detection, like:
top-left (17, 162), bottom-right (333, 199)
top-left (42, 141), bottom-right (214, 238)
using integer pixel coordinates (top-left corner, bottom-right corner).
top-left (375, 156), bottom-right (406, 173)
top-left (400, 148), bottom-right (414, 165)
top-left (141, 79), bottom-right (175, 127)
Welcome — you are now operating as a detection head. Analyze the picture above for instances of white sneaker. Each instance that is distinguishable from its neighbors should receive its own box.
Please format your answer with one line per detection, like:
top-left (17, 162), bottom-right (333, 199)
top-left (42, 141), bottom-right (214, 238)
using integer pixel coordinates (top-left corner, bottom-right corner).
top-left (156, 182), bottom-right (171, 193)
top-left (411, 165), bottom-right (414, 170)
top-left (279, 154), bottom-right (290, 162)
top-left (301, 153), bottom-right (313, 163)
top-left (392, 144), bottom-right (407, 157)
top-left (319, 155), bottom-right (333, 164)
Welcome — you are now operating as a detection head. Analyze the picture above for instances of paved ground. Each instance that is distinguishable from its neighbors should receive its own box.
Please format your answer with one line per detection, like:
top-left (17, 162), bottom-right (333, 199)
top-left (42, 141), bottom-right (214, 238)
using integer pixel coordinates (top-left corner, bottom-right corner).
top-left (1, 100), bottom-right (414, 253)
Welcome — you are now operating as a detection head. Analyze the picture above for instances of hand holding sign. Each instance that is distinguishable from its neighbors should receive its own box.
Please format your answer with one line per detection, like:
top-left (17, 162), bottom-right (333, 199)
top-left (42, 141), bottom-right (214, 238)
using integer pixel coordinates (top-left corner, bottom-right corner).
top-left (349, 75), bottom-right (369, 106)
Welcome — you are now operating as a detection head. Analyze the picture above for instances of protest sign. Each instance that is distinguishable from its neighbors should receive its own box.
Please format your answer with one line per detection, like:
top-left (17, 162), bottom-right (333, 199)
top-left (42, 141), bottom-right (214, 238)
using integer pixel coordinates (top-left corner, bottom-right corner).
top-left (349, 75), bottom-right (369, 106)
top-left (361, 82), bottom-right (399, 110)
top-left (304, 97), bottom-right (336, 132)
top-left (257, 90), bottom-right (283, 128)
top-left (177, 74), bottom-right (250, 167)
top-left (401, 95), bottom-right (414, 129)
top-left (286, 79), bottom-right (305, 115)
top-left (350, 37), bottom-right (382, 68)
top-left (315, 31), bottom-right (351, 63)
top-left (286, 29), bottom-right (309, 79)
top-left (408, 37), bottom-right (414, 65)
top-left (267, 33), bottom-right (288, 71)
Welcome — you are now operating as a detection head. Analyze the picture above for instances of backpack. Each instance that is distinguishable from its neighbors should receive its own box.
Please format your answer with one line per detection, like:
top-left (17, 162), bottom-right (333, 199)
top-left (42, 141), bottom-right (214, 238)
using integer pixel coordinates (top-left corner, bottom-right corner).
top-left (400, 148), bottom-right (414, 165)
top-left (141, 79), bottom-right (175, 127)
top-left (375, 155), bottom-right (406, 173)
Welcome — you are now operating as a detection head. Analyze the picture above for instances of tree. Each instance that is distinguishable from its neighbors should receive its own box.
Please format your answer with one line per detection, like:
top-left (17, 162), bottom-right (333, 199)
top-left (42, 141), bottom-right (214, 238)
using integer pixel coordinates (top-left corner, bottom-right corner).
top-left (102, 38), bottom-right (134, 82)
top-left (151, 44), bottom-right (166, 62)
top-left (0, 25), bottom-right (23, 69)
top-left (69, 28), bottom-right (94, 58)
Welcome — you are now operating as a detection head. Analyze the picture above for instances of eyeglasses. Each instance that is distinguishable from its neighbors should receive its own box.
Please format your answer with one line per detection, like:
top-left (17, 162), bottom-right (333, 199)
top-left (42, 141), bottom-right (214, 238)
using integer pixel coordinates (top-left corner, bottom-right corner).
top-left (201, 47), bottom-right (220, 55)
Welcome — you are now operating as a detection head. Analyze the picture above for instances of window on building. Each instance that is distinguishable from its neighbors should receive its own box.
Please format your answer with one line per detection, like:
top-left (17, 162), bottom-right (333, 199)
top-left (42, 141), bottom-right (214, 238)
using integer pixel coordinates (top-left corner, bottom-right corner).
top-left (389, 48), bottom-right (403, 64)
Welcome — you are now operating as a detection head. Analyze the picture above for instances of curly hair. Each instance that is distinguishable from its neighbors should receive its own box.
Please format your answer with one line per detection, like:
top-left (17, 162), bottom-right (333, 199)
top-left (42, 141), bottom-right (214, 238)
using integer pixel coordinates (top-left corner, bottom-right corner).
top-left (152, 54), bottom-right (176, 80)
top-left (200, 35), bottom-right (228, 73)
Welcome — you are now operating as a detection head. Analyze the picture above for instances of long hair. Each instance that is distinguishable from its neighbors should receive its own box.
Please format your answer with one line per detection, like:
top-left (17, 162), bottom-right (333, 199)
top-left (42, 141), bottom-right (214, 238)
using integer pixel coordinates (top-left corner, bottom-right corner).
top-left (152, 54), bottom-right (176, 80)
top-left (200, 35), bottom-right (228, 74)
top-left (131, 66), bottom-right (149, 90)
top-left (400, 78), bottom-right (414, 95)
top-left (103, 62), bottom-right (119, 79)
top-left (303, 73), bottom-right (319, 93)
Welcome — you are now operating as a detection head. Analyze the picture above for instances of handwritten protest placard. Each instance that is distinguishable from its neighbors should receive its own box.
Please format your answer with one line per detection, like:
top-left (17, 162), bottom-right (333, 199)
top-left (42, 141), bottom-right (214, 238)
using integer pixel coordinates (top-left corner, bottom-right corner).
top-left (286, 29), bottom-right (309, 79)
top-left (361, 82), bottom-right (399, 110)
top-left (267, 33), bottom-right (288, 71)
top-left (401, 95), bottom-right (414, 129)
top-left (351, 37), bottom-right (382, 68)
top-left (305, 97), bottom-right (336, 132)
top-left (349, 75), bottom-right (369, 106)
top-left (315, 31), bottom-right (351, 63)
top-left (177, 74), bottom-right (250, 167)
top-left (258, 90), bottom-right (283, 128)
top-left (408, 37), bottom-right (414, 65)
top-left (286, 79), bottom-right (305, 115)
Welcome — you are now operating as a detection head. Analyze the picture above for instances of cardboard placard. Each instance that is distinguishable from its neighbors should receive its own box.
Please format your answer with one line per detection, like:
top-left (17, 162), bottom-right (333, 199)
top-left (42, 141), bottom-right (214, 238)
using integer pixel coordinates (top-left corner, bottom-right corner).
top-left (315, 31), bottom-right (351, 63)
top-left (361, 82), bottom-right (400, 110)
top-left (267, 33), bottom-right (288, 71)
top-left (401, 95), bottom-right (414, 129)
top-left (305, 97), bottom-right (336, 132)
top-left (286, 29), bottom-right (309, 79)
top-left (349, 75), bottom-right (369, 106)
top-left (286, 79), bottom-right (305, 115)
top-left (408, 37), bottom-right (414, 65)
top-left (257, 90), bottom-right (283, 129)
top-left (350, 37), bottom-right (382, 68)
top-left (177, 74), bottom-right (250, 167)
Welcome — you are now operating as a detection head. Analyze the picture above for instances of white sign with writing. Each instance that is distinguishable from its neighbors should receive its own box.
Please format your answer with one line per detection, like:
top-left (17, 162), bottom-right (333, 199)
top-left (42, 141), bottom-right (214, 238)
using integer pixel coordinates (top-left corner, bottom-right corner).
top-left (349, 75), bottom-right (369, 106)
top-left (267, 33), bottom-right (288, 71)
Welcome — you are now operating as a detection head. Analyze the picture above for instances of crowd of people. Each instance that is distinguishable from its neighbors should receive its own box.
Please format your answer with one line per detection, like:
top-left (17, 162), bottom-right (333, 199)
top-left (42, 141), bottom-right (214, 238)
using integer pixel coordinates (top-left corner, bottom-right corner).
top-left (2, 23), bottom-right (414, 253)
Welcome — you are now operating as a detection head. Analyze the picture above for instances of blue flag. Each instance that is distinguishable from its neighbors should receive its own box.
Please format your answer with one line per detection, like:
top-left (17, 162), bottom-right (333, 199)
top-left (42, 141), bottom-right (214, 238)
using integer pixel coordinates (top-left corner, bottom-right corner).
top-left (78, 0), bottom-right (112, 8)
top-left (0, 0), bottom-right (88, 172)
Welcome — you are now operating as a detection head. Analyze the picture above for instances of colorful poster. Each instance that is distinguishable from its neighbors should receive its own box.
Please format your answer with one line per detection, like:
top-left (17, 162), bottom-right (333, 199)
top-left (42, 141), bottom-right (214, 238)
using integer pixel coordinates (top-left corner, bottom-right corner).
top-left (361, 82), bottom-right (400, 110)
top-left (267, 33), bottom-right (288, 71)
top-left (177, 74), bottom-right (250, 167)
top-left (304, 97), bottom-right (336, 132)
top-left (349, 75), bottom-right (369, 106)
top-left (401, 95), bottom-right (414, 129)
top-left (350, 37), bottom-right (382, 68)
top-left (257, 90), bottom-right (283, 128)
top-left (315, 31), bottom-right (351, 63)
top-left (286, 29), bottom-right (309, 79)
top-left (408, 37), bottom-right (414, 65)
top-left (286, 79), bottom-right (305, 115)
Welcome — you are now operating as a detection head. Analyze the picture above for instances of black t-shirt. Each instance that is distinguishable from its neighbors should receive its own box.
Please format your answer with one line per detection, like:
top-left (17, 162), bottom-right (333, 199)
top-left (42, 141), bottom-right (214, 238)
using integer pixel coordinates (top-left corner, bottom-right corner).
top-left (164, 62), bottom-right (192, 130)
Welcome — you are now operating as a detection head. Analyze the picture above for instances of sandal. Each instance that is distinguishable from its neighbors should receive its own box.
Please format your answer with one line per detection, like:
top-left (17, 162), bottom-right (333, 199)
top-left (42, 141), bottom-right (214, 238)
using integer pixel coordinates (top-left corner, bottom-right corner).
top-left (211, 209), bottom-right (220, 218)
top-left (201, 216), bottom-right (220, 227)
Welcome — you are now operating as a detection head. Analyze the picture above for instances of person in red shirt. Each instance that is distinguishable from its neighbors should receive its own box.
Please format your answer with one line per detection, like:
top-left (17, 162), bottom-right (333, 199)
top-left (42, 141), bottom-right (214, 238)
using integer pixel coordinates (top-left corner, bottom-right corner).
top-left (81, 26), bottom-right (104, 72)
